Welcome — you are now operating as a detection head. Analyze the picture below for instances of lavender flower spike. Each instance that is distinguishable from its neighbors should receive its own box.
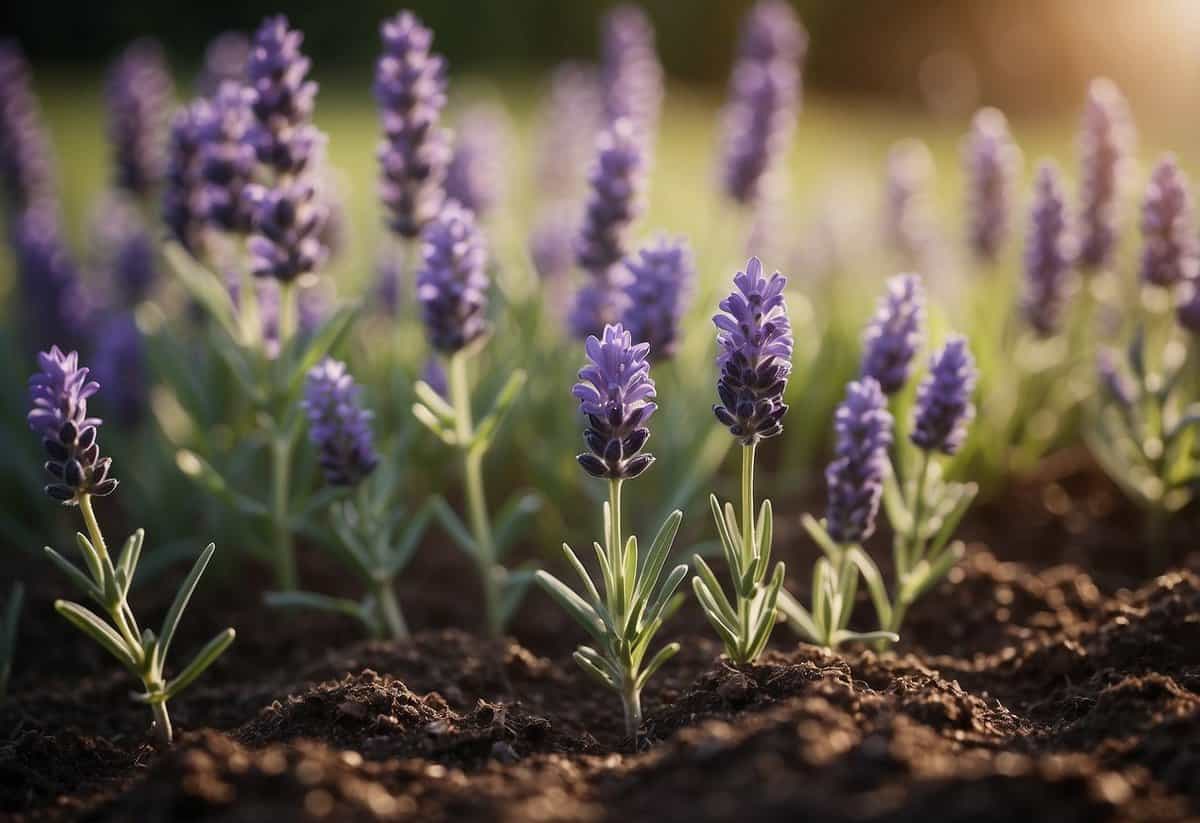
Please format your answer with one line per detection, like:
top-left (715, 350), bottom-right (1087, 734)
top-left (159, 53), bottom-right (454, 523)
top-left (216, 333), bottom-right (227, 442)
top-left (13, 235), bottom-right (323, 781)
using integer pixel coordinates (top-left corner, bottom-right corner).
top-left (1022, 161), bottom-right (1078, 336)
top-left (600, 5), bottom-right (663, 143)
top-left (303, 358), bottom-right (379, 487)
top-left (534, 62), bottom-right (601, 200)
top-left (884, 138), bottom-right (935, 262)
top-left (572, 323), bottom-right (657, 480)
top-left (1139, 155), bottom-right (1198, 290)
top-left (621, 235), bottom-right (694, 361)
top-left (1078, 78), bottom-right (1135, 270)
top-left (445, 102), bottom-right (512, 218)
top-left (105, 39), bottom-right (173, 198)
top-left (375, 11), bottom-right (452, 239)
top-left (860, 273), bottom-right (925, 394)
top-left (824, 378), bottom-right (893, 544)
top-left (162, 99), bottom-right (208, 255)
top-left (0, 42), bottom-right (56, 213)
top-left (911, 336), bottom-right (977, 455)
top-left (27, 346), bottom-right (117, 503)
top-left (713, 257), bottom-right (793, 444)
top-left (246, 16), bottom-right (319, 176)
top-left (198, 83), bottom-right (257, 235)
top-left (964, 107), bottom-right (1021, 262)
top-left (417, 201), bottom-right (490, 354)
top-left (247, 179), bottom-right (328, 282)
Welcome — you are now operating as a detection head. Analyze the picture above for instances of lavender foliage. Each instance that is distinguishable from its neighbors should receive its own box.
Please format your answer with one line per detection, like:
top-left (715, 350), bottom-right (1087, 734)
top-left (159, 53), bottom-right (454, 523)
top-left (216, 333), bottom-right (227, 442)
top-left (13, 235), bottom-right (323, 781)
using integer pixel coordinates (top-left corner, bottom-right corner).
top-left (1078, 78), bottom-right (1135, 270)
top-left (105, 39), bottom-right (173, 198)
top-left (964, 107), bottom-right (1021, 262)
top-left (860, 274), bottom-right (925, 395)
top-left (713, 257), bottom-right (793, 445)
top-left (375, 11), bottom-right (452, 239)
top-left (0, 42), bottom-right (56, 214)
top-left (621, 235), bottom-right (694, 360)
top-left (27, 346), bottom-right (117, 502)
top-left (1139, 155), bottom-right (1197, 290)
top-left (417, 201), bottom-right (490, 354)
top-left (1022, 162), bottom-right (1078, 337)
top-left (824, 378), bottom-right (893, 544)
top-left (303, 358), bottom-right (379, 487)
top-left (600, 5), bottom-right (663, 142)
top-left (445, 102), bottom-right (511, 217)
top-left (572, 323), bottom-right (657, 480)
top-left (911, 336), bottom-right (977, 455)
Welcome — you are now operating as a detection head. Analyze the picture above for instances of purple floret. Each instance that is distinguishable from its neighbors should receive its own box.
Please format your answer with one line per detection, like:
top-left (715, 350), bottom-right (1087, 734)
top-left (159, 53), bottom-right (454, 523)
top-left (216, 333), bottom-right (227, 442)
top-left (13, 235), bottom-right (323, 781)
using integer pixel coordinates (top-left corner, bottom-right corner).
top-left (417, 201), bottom-right (490, 354)
top-left (621, 235), bottom-right (694, 360)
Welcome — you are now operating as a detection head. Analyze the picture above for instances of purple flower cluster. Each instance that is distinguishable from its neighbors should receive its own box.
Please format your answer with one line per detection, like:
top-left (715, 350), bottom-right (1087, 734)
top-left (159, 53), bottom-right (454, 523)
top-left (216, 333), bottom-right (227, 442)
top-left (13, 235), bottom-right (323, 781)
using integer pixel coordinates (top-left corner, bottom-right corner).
top-left (883, 138), bottom-right (935, 262)
top-left (713, 257), bottom-right (793, 445)
top-left (417, 200), bottom-right (490, 354)
top-left (91, 314), bottom-right (148, 428)
top-left (1139, 155), bottom-right (1197, 290)
top-left (1078, 78), bottom-right (1135, 271)
top-left (198, 32), bottom-right (250, 97)
top-left (860, 273), bottom-right (925, 395)
top-left (445, 102), bottom-right (511, 218)
top-left (246, 180), bottom-right (328, 283)
top-left (824, 378), bottom-right (893, 545)
top-left (105, 39), bottom-right (173, 198)
top-left (198, 83), bottom-right (257, 234)
top-left (303, 358), bottom-right (379, 487)
top-left (535, 62), bottom-right (601, 199)
top-left (964, 107), bottom-right (1021, 262)
top-left (621, 235), bottom-right (694, 360)
top-left (13, 208), bottom-right (89, 352)
top-left (1022, 162), bottom-right (1078, 337)
top-left (911, 336), bottom-right (977, 455)
top-left (27, 347), bottom-right (117, 503)
top-left (600, 5), bottom-right (663, 143)
top-left (572, 323), bottom-right (657, 480)
top-left (718, 1), bottom-right (806, 205)
top-left (0, 42), bottom-right (56, 214)
top-left (162, 101), bottom-right (207, 254)
top-left (375, 11), bottom-right (452, 239)
top-left (246, 16), bottom-right (318, 175)
top-left (90, 193), bottom-right (157, 305)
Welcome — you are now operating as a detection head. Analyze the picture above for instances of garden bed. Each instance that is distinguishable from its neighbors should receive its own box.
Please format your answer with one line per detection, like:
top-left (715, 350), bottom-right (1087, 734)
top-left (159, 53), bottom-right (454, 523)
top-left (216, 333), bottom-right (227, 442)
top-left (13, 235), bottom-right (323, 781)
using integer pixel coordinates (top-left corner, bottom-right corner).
top-left (3, 462), bottom-right (1198, 822)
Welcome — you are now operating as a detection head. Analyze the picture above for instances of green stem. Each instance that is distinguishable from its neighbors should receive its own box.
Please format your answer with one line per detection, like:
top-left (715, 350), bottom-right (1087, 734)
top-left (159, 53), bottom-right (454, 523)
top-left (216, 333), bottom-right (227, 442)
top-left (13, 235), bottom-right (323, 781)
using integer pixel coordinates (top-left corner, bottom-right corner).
top-left (734, 443), bottom-right (758, 662)
top-left (450, 352), bottom-right (501, 636)
top-left (151, 700), bottom-right (173, 744)
top-left (904, 451), bottom-right (932, 576)
top-left (79, 495), bottom-right (142, 656)
top-left (270, 437), bottom-right (297, 590)
top-left (609, 478), bottom-right (624, 613)
top-left (621, 678), bottom-right (642, 740)
top-left (372, 579), bottom-right (410, 640)
top-left (279, 280), bottom-right (297, 344)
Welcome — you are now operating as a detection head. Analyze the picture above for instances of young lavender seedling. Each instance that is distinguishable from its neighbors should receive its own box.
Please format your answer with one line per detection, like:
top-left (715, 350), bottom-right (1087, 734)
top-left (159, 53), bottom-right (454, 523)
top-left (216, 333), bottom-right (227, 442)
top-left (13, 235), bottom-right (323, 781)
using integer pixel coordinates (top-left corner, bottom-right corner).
top-left (692, 258), bottom-right (790, 664)
top-left (536, 324), bottom-right (688, 738)
top-left (266, 358), bottom-right (432, 639)
top-left (30, 347), bottom-right (234, 743)
top-left (0, 582), bottom-right (23, 700)
top-left (411, 201), bottom-right (536, 637)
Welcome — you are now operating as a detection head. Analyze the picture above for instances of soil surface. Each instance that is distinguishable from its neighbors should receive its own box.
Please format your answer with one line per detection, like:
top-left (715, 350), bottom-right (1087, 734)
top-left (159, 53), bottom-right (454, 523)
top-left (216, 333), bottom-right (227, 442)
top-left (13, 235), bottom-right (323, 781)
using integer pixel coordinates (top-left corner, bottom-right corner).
top-left (3, 456), bottom-right (1200, 822)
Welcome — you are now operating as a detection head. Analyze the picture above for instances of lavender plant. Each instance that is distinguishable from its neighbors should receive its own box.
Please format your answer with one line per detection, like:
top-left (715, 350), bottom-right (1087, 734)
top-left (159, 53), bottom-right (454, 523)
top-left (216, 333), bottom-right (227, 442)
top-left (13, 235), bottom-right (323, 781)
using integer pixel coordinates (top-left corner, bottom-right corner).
top-left (0, 582), bottom-right (22, 700)
top-left (860, 273), bottom-right (924, 396)
top-left (105, 39), bottom-right (173, 201)
top-left (621, 235), bottom-right (694, 360)
top-left (1139, 155), bottom-right (1197, 292)
top-left (445, 102), bottom-right (511, 218)
top-left (600, 5), bottom-right (663, 146)
top-left (0, 42), bottom-right (57, 215)
top-left (29, 347), bottom-right (234, 742)
top-left (692, 258), bottom-right (790, 664)
top-left (964, 107), bottom-right (1021, 263)
top-left (1077, 78), bottom-right (1135, 272)
top-left (536, 324), bottom-right (687, 737)
top-left (1021, 162), bottom-right (1078, 337)
top-left (411, 202), bottom-right (534, 636)
top-left (266, 358), bottom-right (431, 639)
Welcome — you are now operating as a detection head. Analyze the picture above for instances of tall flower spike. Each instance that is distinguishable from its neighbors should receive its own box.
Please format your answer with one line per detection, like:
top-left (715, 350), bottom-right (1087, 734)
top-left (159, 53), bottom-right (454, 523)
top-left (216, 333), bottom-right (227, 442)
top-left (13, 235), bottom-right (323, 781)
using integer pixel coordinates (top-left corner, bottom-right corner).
top-left (600, 5), bottom-right (663, 144)
top-left (824, 378), bottom-right (893, 544)
top-left (964, 107), bottom-right (1021, 262)
top-left (0, 42), bottom-right (56, 214)
top-left (1139, 155), bottom-right (1198, 290)
top-left (375, 11), bottom-right (452, 239)
top-left (884, 138), bottom-right (936, 262)
top-left (91, 313), bottom-right (148, 427)
top-left (911, 336), bottom-right (977, 455)
top-left (860, 273), bottom-right (925, 395)
top-left (445, 102), bottom-right (511, 218)
top-left (417, 201), bottom-right (490, 354)
top-left (246, 16), bottom-right (319, 176)
top-left (162, 99), bottom-right (208, 255)
top-left (713, 257), bottom-right (794, 444)
top-left (198, 32), bottom-right (250, 97)
top-left (621, 235), bottom-right (694, 361)
top-left (27, 346), bottom-right (117, 503)
top-left (303, 358), bottom-right (379, 487)
top-left (1022, 161), bottom-right (1078, 337)
top-left (104, 39), bottom-right (173, 198)
top-left (738, 0), bottom-right (808, 64)
top-left (572, 323), bottom-right (656, 480)
top-left (198, 82), bottom-right (257, 234)
top-left (246, 179), bottom-right (329, 283)
top-left (535, 62), bottom-right (602, 199)
top-left (1078, 78), bottom-right (1135, 271)
top-left (13, 208), bottom-right (90, 352)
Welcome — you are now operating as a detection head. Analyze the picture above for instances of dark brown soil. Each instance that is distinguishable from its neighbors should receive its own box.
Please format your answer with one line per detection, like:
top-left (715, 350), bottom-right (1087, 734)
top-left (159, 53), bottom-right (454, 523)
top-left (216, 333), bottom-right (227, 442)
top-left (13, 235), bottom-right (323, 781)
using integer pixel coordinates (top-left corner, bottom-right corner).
top-left (3, 459), bottom-right (1200, 822)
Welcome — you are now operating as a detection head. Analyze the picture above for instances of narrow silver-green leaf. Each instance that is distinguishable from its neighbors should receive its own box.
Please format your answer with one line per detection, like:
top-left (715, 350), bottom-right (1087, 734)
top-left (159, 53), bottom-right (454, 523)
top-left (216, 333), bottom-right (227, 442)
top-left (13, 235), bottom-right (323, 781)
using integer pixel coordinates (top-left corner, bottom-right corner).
top-left (163, 628), bottom-right (236, 700)
top-left (560, 543), bottom-right (602, 608)
top-left (572, 648), bottom-right (618, 689)
top-left (636, 642), bottom-right (680, 691)
top-left (847, 547), bottom-right (893, 629)
top-left (691, 555), bottom-right (738, 627)
top-left (54, 600), bottom-right (137, 670)
top-left (776, 589), bottom-right (821, 643)
top-left (413, 380), bottom-right (456, 422)
top-left (535, 571), bottom-right (606, 642)
top-left (801, 514), bottom-right (843, 563)
top-left (158, 543), bottom-right (215, 665)
top-left (264, 591), bottom-right (370, 623)
top-left (44, 547), bottom-right (102, 603)
top-left (429, 496), bottom-right (478, 558)
top-left (633, 509), bottom-right (682, 605)
top-left (73, 532), bottom-right (103, 586)
top-left (116, 529), bottom-right (145, 597)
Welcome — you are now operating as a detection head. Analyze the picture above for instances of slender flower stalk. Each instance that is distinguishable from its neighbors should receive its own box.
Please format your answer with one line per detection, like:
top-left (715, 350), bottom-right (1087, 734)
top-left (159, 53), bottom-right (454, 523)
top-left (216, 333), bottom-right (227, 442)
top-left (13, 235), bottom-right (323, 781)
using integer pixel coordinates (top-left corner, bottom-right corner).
top-left (1021, 161), bottom-right (1078, 337)
top-left (1077, 78), bottom-right (1135, 272)
top-left (621, 235), bottom-right (694, 361)
top-left (105, 39), bottom-right (173, 200)
top-left (29, 347), bottom-right (234, 743)
top-left (1139, 155), bottom-right (1197, 291)
top-left (537, 324), bottom-right (687, 738)
top-left (694, 258), bottom-right (791, 664)
top-left (964, 107), bottom-right (1021, 262)
top-left (860, 273), bottom-right (925, 395)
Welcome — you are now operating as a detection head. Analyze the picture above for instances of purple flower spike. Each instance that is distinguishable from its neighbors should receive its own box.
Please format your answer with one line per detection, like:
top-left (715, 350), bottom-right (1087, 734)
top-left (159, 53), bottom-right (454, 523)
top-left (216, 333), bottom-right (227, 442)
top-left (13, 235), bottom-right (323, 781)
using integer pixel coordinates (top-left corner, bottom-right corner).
top-left (0, 42), bottom-right (57, 213)
top-left (1022, 162), bottom-right (1078, 337)
top-left (14, 208), bottom-right (90, 352)
top-left (861, 273), bottom-right (925, 395)
top-left (824, 378), bottom-right (893, 545)
top-left (27, 346), bottom-right (117, 503)
top-left (535, 62), bottom-right (601, 199)
top-left (375, 11), bottom-right (452, 239)
top-left (911, 336), bottom-right (977, 455)
top-left (90, 193), bottom-right (157, 305)
top-left (964, 107), bottom-right (1021, 262)
top-left (303, 358), bottom-right (379, 487)
top-left (713, 257), bottom-right (793, 445)
top-left (105, 39), bottom-right (173, 198)
top-left (445, 102), bottom-right (511, 217)
top-left (417, 201), bottom-right (490, 354)
top-left (246, 179), bottom-right (329, 283)
top-left (198, 83), bottom-right (257, 234)
top-left (621, 235), bottom-right (694, 361)
top-left (1097, 349), bottom-right (1135, 409)
top-left (600, 5), bottom-right (663, 144)
top-left (572, 323), bottom-right (657, 480)
top-left (738, 0), bottom-right (809, 64)
top-left (884, 138), bottom-right (936, 262)
top-left (162, 99), bottom-right (208, 255)
top-left (1139, 155), bottom-right (1198, 290)
top-left (199, 32), bottom-right (250, 97)
top-left (1078, 78), bottom-right (1135, 271)
top-left (91, 313), bottom-right (148, 428)
top-left (246, 16), bottom-right (318, 176)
